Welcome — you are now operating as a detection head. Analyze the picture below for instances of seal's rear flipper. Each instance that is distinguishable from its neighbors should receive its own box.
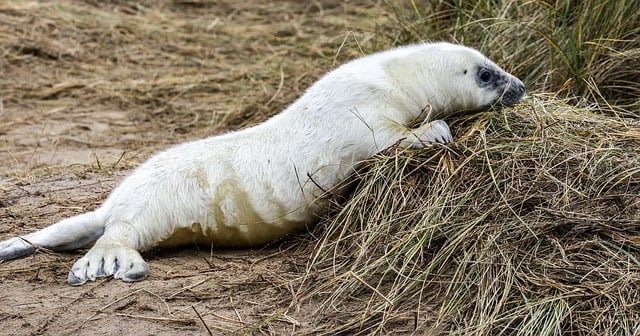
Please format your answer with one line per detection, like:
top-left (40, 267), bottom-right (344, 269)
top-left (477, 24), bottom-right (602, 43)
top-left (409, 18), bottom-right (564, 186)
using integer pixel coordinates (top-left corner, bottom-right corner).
top-left (0, 211), bottom-right (105, 260)
top-left (0, 237), bottom-right (37, 260)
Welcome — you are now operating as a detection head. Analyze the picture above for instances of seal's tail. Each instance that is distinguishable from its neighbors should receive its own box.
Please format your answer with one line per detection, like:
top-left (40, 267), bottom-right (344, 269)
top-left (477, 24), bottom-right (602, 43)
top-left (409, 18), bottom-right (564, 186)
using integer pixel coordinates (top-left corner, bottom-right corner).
top-left (0, 211), bottom-right (105, 260)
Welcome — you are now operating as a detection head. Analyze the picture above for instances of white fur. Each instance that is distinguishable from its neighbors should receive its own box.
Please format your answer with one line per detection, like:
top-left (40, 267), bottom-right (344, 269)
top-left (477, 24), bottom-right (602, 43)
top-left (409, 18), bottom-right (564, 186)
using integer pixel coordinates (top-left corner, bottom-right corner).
top-left (0, 42), bottom-right (524, 285)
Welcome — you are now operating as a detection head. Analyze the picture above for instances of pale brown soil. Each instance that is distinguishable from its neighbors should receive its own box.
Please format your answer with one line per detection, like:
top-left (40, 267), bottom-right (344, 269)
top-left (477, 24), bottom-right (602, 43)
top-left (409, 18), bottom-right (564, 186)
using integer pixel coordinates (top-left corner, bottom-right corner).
top-left (0, 1), bottom-right (393, 335)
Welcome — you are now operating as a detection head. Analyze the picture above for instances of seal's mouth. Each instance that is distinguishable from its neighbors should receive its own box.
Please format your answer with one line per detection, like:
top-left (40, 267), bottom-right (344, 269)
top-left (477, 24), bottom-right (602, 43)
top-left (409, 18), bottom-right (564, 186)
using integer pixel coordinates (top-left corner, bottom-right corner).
top-left (499, 77), bottom-right (526, 107)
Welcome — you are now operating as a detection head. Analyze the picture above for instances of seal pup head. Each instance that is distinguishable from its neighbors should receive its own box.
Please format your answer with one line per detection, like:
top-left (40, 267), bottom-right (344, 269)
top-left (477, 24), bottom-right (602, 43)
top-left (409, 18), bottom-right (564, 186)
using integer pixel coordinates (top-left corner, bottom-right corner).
top-left (471, 56), bottom-right (526, 107)
top-left (433, 42), bottom-right (526, 111)
top-left (384, 42), bottom-right (526, 119)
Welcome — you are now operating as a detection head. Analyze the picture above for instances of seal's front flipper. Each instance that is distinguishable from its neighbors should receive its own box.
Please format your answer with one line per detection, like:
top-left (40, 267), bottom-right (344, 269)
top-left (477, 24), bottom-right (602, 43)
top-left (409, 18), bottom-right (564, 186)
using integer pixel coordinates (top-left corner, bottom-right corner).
top-left (67, 220), bottom-right (151, 286)
top-left (400, 119), bottom-right (453, 148)
top-left (68, 244), bottom-right (149, 285)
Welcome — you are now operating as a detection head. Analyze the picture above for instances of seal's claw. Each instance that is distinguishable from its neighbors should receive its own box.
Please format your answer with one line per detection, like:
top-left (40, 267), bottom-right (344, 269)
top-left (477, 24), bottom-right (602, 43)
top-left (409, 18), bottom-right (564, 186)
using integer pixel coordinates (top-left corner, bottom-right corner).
top-left (67, 269), bottom-right (87, 286)
top-left (119, 262), bottom-right (150, 282)
top-left (431, 120), bottom-right (452, 144)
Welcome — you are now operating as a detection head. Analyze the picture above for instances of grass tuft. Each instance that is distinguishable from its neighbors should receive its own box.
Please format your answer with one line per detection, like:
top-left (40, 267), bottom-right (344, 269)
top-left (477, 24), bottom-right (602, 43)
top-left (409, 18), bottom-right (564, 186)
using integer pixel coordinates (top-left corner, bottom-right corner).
top-left (299, 94), bottom-right (640, 334)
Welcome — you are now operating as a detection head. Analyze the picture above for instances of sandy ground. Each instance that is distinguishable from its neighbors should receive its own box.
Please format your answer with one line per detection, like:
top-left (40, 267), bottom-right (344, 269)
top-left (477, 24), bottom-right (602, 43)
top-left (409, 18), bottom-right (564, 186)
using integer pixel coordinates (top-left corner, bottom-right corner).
top-left (0, 1), bottom-right (391, 334)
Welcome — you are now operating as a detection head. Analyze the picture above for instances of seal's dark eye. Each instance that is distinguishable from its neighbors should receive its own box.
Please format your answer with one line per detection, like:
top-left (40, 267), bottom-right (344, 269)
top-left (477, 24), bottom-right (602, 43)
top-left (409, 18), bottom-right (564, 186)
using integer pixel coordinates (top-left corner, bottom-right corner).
top-left (478, 68), bottom-right (493, 83)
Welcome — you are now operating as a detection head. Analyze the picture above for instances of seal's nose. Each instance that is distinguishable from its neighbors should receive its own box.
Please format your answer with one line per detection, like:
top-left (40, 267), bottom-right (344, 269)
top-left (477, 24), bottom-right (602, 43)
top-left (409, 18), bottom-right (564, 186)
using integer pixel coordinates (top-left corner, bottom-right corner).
top-left (510, 76), bottom-right (525, 95)
top-left (510, 76), bottom-right (526, 100)
top-left (515, 80), bottom-right (526, 97)
top-left (500, 76), bottom-right (526, 106)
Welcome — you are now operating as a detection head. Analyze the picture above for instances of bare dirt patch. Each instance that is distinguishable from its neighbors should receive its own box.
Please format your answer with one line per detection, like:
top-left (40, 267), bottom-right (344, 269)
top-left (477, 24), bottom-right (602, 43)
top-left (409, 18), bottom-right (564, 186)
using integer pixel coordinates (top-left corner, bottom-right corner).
top-left (0, 1), bottom-right (390, 334)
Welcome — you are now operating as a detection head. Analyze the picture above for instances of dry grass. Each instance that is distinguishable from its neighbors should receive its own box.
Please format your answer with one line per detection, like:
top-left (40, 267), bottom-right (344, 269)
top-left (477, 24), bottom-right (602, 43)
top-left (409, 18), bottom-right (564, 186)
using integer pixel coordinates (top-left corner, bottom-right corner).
top-left (0, 0), bottom-right (382, 143)
top-left (298, 94), bottom-right (640, 335)
top-left (284, 2), bottom-right (640, 333)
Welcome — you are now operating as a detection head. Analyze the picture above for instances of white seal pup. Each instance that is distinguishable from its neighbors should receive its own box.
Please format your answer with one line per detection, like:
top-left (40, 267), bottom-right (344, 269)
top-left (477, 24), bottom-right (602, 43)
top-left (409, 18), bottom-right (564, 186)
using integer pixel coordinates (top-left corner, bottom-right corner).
top-left (0, 42), bottom-right (525, 285)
